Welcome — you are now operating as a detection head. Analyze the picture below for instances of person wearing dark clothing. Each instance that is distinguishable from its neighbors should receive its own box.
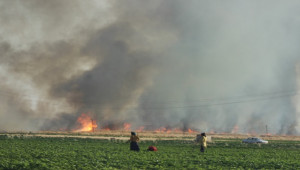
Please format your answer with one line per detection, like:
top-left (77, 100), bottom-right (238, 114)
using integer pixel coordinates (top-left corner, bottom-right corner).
top-left (129, 132), bottom-right (140, 151)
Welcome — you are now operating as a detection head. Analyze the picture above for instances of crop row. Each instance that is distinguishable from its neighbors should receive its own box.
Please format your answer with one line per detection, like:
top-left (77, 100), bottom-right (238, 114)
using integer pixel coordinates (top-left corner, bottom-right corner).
top-left (0, 135), bottom-right (299, 169)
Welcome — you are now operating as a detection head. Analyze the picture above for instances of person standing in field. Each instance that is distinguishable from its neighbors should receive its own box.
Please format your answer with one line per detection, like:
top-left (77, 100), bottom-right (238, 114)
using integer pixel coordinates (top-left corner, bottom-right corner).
top-left (200, 132), bottom-right (207, 153)
top-left (129, 131), bottom-right (140, 151)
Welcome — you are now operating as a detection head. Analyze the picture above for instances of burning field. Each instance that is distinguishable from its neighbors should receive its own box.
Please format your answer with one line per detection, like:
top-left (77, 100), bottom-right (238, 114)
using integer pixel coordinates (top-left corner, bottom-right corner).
top-left (3, 113), bottom-right (298, 141)
top-left (25, 113), bottom-right (297, 141)
top-left (3, 111), bottom-right (300, 141)
top-left (66, 113), bottom-right (198, 134)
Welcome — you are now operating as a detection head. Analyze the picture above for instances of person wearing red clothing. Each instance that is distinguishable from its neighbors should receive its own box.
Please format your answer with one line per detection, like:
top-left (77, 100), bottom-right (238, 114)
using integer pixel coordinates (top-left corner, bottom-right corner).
top-left (147, 146), bottom-right (157, 151)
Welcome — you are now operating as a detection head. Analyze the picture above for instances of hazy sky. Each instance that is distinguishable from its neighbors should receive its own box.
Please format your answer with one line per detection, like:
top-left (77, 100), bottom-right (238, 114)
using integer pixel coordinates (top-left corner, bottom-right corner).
top-left (0, 0), bottom-right (300, 134)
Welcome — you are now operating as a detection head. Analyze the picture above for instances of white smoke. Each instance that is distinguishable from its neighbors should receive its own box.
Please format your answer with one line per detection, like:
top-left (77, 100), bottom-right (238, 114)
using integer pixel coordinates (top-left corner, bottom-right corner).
top-left (0, 0), bottom-right (300, 134)
top-left (294, 63), bottom-right (300, 132)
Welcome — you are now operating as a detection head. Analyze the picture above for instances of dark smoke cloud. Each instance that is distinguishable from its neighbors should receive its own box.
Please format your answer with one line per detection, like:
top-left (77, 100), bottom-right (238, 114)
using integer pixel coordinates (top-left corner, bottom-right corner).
top-left (0, 0), bottom-right (300, 134)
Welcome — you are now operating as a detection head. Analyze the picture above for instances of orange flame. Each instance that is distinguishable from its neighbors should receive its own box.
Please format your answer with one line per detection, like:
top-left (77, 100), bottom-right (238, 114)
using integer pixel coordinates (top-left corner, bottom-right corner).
top-left (188, 128), bottom-right (197, 133)
top-left (136, 126), bottom-right (145, 132)
top-left (75, 113), bottom-right (97, 132)
top-left (123, 123), bottom-right (131, 131)
top-left (155, 127), bottom-right (167, 133)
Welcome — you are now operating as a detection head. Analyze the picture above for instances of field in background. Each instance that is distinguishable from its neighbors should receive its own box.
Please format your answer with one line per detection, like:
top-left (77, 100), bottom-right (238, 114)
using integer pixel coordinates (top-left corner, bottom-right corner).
top-left (1, 131), bottom-right (300, 141)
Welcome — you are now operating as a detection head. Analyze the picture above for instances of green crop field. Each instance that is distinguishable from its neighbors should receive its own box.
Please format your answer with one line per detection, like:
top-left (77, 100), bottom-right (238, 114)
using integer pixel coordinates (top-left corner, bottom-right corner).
top-left (0, 135), bottom-right (299, 169)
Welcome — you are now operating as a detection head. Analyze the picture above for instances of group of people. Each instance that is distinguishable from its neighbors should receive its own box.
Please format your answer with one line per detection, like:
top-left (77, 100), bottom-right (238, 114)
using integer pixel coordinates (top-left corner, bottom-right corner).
top-left (129, 131), bottom-right (207, 152)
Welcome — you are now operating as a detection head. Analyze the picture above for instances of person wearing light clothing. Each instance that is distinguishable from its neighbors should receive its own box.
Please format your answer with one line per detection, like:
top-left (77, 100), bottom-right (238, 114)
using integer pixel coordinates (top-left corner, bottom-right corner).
top-left (200, 133), bottom-right (207, 152)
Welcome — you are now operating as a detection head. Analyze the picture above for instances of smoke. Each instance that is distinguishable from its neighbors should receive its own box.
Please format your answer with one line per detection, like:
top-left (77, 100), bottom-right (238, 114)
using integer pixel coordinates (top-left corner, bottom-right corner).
top-left (1, 0), bottom-right (300, 134)
top-left (294, 63), bottom-right (300, 133)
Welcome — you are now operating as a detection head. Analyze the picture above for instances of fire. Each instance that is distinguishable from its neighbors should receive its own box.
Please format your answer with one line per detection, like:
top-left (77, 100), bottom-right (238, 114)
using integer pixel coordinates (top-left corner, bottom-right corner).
top-left (73, 117), bottom-right (199, 133)
top-left (75, 113), bottom-right (97, 132)
top-left (136, 126), bottom-right (145, 132)
top-left (188, 128), bottom-right (197, 133)
top-left (155, 127), bottom-right (167, 133)
top-left (123, 123), bottom-right (131, 131)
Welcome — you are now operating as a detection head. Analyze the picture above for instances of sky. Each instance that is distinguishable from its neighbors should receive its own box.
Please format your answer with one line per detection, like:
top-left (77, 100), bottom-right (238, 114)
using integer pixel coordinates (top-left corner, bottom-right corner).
top-left (0, 0), bottom-right (300, 134)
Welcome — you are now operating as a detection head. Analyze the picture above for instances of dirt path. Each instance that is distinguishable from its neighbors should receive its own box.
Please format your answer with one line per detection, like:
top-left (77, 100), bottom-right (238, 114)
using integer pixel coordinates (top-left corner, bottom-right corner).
top-left (2, 132), bottom-right (300, 141)
top-left (2, 134), bottom-right (194, 141)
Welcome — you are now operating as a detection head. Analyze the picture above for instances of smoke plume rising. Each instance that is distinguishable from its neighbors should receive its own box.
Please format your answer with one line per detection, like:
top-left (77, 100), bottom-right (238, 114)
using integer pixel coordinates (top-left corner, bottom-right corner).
top-left (0, 0), bottom-right (300, 134)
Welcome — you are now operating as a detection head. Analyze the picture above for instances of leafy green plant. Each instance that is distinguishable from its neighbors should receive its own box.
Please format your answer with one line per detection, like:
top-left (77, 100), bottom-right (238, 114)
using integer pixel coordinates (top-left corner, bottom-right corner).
top-left (0, 137), bottom-right (299, 169)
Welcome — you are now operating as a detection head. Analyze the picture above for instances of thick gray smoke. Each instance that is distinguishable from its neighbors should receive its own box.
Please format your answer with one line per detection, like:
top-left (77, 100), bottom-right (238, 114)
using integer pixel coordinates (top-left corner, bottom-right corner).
top-left (0, 0), bottom-right (300, 134)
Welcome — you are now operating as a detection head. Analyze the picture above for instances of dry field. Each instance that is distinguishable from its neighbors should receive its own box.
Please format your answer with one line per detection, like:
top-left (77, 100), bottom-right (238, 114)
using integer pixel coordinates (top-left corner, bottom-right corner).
top-left (2, 130), bottom-right (300, 141)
